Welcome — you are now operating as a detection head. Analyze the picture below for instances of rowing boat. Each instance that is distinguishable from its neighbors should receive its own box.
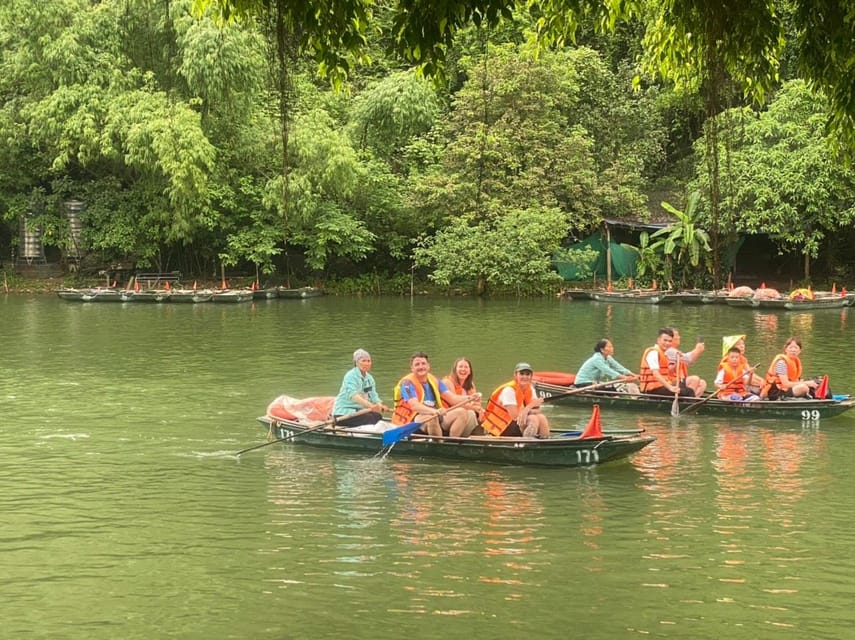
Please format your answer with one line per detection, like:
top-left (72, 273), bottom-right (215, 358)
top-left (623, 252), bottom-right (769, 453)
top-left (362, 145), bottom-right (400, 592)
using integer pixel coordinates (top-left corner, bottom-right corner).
top-left (590, 290), bottom-right (668, 304)
top-left (534, 381), bottom-right (855, 421)
top-left (255, 395), bottom-right (654, 467)
top-left (725, 296), bottom-right (850, 310)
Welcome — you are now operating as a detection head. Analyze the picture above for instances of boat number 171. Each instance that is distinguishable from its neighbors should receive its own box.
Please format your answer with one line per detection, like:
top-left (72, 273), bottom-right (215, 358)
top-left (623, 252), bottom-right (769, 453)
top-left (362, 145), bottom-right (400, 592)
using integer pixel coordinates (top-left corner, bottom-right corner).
top-left (577, 449), bottom-right (599, 464)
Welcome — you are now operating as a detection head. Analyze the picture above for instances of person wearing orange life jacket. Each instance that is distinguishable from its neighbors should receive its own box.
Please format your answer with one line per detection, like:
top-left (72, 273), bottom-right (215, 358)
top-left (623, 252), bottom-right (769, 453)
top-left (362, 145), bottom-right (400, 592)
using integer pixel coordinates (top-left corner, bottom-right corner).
top-left (481, 363), bottom-right (550, 438)
top-left (639, 328), bottom-right (692, 397)
top-left (441, 357), bottom-right (483, 435)
top-left (665, 328), bottom-right (707, 397)
top-left (761, 337), bottom-right (818, 400)
top-left (392, 352), bottom-right (476, 437)
top-left (715, 347), bottom-right (760, 401)
top-left (720, 335), bottom-right (764, 393)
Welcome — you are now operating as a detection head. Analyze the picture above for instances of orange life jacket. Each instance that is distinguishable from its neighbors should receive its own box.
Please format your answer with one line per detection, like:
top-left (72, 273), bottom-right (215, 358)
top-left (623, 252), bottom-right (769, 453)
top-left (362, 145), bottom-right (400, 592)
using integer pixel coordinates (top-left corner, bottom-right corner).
top-left (392, 373), bottom-right (444, 425)
top-left (761, 354), bottom-right (802, 397)
top-left (639, 346), bottom-right (672, 391)
top-left (441, 376), bottom-right (475, 397)
top-left (481, 381), bottom-right (532, 436)
top-left (717, 361), bottom-right (748, 399)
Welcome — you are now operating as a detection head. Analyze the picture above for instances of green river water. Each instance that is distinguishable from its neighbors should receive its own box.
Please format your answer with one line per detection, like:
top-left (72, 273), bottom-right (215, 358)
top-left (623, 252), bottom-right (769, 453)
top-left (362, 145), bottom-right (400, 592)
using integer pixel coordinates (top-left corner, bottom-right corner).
top-left (2, 294), bottom-right (855, 639)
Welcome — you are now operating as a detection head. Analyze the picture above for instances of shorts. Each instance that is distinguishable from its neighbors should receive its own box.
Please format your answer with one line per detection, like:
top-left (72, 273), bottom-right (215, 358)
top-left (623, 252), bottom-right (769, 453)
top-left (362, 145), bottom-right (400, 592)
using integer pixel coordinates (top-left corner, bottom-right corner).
top-left (644, 383), bottom-right (693, 397)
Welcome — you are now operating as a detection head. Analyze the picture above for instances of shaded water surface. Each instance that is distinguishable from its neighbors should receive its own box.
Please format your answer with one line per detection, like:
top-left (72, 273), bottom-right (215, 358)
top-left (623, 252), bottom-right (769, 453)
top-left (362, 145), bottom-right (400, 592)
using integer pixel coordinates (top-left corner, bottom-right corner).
top-left (2, 294), bottom-right (854, 639)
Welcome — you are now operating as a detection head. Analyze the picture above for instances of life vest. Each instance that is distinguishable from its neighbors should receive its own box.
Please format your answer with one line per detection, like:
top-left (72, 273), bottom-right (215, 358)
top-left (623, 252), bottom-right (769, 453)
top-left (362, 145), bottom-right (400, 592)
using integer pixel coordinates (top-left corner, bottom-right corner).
top-left (717, 362), bottom-right (748, 399)
top-left (639, 346), bottom-right (672, 391)
top-left (761, 354), bottom-right (802, 397)
top-left (441, 376), bottom-right (475, 397)
top-left (481, 381), bottom-right (533, 436)
top-left (392, 373), bottom-right (444, 425)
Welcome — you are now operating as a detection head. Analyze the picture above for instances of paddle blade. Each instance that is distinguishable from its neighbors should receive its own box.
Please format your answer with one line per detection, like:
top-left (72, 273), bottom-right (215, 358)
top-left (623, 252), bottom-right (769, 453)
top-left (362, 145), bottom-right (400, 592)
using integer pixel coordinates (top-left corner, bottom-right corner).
top-left (671, 393), bottom-right (680, 416)
top-left (580, 405), bottom-right (603, 439)
top-left (816, 375), bottom-right (829, 399)
top-left (382, 421), bottom-right (421, 446)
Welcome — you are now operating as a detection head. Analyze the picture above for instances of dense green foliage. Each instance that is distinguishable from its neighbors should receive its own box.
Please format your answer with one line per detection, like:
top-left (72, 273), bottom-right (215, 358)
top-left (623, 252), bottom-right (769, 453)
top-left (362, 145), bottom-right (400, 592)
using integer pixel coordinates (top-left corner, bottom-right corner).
top-left (1, 0), bottom-right (853, 293)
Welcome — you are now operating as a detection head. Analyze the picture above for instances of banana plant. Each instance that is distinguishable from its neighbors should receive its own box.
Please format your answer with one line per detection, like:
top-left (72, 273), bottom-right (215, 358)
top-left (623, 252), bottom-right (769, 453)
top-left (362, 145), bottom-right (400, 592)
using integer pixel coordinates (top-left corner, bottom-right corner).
top-left (642, 192), bottom-right (712, 288)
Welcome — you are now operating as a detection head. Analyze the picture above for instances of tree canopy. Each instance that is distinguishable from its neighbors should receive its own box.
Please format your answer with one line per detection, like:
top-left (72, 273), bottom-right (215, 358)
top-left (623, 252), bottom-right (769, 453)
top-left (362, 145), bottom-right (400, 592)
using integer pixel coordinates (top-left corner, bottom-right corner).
top-left (198, 0), bottom-right (855, 152)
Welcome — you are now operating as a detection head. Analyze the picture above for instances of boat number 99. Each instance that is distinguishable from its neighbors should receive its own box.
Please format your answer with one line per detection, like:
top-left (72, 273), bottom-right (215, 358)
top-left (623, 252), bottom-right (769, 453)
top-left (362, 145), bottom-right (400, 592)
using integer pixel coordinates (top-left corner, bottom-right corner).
top-left (801, 410), bottom-right (821, 422)
top-left (576, 449), bottom-right (599, 464)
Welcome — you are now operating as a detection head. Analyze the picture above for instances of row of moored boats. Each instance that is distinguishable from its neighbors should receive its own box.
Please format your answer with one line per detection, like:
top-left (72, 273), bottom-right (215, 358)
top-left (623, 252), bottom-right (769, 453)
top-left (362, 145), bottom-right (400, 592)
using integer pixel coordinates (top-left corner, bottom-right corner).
top-left (56, 285), bottom-right (323, 303)
top-left (562, 287), bottom-right (855, 310)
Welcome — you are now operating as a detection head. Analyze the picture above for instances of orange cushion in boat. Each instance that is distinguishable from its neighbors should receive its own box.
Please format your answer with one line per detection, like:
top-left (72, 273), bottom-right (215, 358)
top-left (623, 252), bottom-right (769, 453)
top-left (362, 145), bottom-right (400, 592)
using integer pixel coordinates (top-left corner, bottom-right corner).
top-left (532, 371), bottom-right (576, 386)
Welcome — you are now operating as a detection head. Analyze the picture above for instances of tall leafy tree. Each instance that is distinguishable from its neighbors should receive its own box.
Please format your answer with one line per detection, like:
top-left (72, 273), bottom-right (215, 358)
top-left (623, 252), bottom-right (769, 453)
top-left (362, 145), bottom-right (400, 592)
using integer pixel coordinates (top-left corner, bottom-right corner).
top-left (692, 80), bottom-right (855, 280)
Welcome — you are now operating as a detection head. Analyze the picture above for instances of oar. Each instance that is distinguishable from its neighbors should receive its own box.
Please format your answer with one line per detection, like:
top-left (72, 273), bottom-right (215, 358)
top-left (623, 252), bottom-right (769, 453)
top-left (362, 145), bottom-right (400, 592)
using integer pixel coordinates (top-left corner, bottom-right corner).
top-left (236, 407), bottom-right (375, 455)
top-left (680, 364), bottom-right (759, 416)
top-left (382, 397), bottom-right (476, 446)
top-left (671, 363), bottom-right (682, 416)
top-left (539, 378), bottom-right (633, 403)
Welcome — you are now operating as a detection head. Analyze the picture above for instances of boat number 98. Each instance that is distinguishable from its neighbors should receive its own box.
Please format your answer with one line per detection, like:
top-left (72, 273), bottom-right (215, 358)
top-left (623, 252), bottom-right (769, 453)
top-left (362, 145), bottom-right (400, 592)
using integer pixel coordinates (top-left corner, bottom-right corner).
top-left (576, 449), bottom-right (599, 464)
top-left (801, 410), bottom-right (821, 421)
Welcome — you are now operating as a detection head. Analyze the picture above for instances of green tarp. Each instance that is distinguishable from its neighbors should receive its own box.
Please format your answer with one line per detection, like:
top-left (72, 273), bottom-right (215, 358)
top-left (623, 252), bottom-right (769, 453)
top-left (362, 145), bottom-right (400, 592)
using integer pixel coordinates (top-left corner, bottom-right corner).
top-left (552, 235), bottom-right (639, 281)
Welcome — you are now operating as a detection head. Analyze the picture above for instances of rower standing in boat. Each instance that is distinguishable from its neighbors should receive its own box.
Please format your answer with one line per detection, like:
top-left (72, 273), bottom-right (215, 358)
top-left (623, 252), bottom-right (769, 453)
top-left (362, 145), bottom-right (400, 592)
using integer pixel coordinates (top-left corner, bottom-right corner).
top-left (639, 328), bottom-right (692, 397)
top-left (392, 352), bottom-right (476, 437)
top-left (481, 363), bottom-right (550, 438)
top-left (332, 349), bottom-right (390, 427)
top-left (575, 339), bottom-right (640, 393)
top-left (665, 328), bottom-right (707, 397)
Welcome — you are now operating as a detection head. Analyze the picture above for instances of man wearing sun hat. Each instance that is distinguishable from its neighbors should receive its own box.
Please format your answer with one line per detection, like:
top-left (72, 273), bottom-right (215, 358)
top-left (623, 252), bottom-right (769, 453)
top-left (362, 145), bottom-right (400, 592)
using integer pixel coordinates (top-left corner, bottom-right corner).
top-left (480, 362), bottom-right (550, 438)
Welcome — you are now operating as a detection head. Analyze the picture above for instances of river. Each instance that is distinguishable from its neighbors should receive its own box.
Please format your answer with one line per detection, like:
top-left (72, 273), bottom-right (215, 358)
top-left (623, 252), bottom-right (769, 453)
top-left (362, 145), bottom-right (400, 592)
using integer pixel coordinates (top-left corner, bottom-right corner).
top-left (2, 294), bottom-right (854, 639)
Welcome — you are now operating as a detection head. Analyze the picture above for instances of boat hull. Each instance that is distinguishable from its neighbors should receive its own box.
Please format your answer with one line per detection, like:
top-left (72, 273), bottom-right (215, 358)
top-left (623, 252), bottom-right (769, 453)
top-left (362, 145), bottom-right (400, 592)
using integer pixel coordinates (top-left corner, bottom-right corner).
top-left (535, 382), bottom-right (855, 421)
top-left (277, 286), bottom-right (324, 299)
top-left (590, 291), bottom-right (666, 304)
top-left (257, 417), bottom-right (654, 468)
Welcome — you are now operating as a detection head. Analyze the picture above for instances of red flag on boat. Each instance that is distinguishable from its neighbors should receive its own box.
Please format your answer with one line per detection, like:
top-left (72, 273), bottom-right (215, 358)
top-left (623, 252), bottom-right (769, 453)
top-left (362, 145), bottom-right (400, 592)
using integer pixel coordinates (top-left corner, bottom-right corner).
top-left (816, 375), bottom-right (829, 400)
top-left (607, 282), bottom-right (613, 292)
top-left (133, 280), bottom-right (140, 292)
top-left (760, 282), bottom-right (766, 289)
top-left (580, 405), bottom-right (603, 439)
top-left (652, 279), bottom-right (658, 290)
top-left (165, 281), bottom-right (171, 291)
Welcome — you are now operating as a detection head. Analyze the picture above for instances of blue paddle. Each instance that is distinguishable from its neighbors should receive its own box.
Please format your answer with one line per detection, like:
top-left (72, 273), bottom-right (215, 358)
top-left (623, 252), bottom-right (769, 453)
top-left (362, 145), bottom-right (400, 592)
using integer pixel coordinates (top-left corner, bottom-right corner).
top-left (382, 397), bottom-right (475, 446)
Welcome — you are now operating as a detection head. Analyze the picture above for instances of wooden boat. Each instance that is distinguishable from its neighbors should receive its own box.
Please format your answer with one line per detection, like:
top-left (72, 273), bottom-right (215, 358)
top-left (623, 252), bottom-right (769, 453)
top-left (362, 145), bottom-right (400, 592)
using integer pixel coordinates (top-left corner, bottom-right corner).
top-left (255, 395), bottom-right (654, 468)
top-left (120, 290), bottom-right (161, 302)
top-left (590, 290), bottom-right (668, 304)
top-left (211, 289), bottom-right (254, 303)
top-left (698, 290), bottom-right (730, 304)
top-left (252, 287), bottom-right (279, 299)
top-left (559, 288), bottom-right (593, 300)
top-left (80, 288), bottom-right (122, 302)
top-left (659, 291), bottom-right (705, 304)
top-left (56, 288), bottom-right (85, 301)
top-left (534, 380), bottom-right (855, 421)
top-left (277, 286), bottom-right (324, 299)
top-left (165, 288), bottom-right (213, 303)
top-left (726, 296), bottom-right (849, 310)
top-left (783, 296), bottom-right (849, 310)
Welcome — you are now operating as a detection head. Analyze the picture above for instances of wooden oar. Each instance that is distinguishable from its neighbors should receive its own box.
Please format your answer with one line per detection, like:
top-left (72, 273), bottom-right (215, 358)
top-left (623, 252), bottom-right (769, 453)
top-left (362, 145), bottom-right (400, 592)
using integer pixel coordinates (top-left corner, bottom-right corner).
top-left (236, 407), bottom-right (375, 455)
top-left (539, 378), bottom-right (633, 403)
top-left (680, 364), bottom-right (759, 416)
top-left (382, 397), bottom-right (476, 446)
